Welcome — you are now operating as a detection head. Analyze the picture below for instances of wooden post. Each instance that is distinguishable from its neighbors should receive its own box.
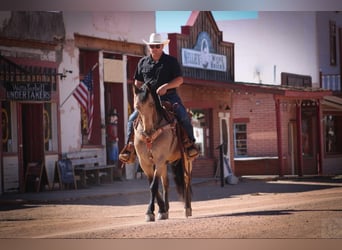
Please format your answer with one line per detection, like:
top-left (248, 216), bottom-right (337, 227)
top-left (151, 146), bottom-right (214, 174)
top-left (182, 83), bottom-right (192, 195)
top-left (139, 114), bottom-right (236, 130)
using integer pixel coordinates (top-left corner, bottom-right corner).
top-left (296, 101), bottom-right (303, 177)
top-left (316, 99), bottom-right (323, 175)
top-left (275, 98), bottom-right (284, 177)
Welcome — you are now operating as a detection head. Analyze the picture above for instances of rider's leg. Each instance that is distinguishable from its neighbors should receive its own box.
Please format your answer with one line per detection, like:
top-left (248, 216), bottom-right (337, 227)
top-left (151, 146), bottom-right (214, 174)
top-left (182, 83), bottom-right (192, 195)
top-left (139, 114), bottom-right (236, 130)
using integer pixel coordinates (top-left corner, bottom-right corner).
top-left (175, 104), bottom-right (199, 158)
top-left (163, 94), bottom-right (198, 158)
top-left (119, 110), bottom-right (138, 163)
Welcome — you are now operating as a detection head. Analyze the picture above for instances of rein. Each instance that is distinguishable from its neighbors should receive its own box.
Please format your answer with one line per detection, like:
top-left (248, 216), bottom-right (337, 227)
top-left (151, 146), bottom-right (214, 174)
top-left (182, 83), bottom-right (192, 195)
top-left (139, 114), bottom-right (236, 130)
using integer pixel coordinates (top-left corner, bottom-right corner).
top-left (138, 119), bottom-right (177, 152)
top-left (135, 83), bottom-right (177, 160)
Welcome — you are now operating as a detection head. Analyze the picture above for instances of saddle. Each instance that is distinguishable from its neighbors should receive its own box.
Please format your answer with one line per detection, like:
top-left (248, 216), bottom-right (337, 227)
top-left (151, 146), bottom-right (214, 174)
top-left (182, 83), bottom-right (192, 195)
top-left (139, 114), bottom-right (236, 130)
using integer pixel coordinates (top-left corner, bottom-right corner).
top-left (135, 101), bottom-right (189, 152)
top-left (119, 101), bottom-right (192, 164)
top-left (160, 101), bottom-right (191, 154)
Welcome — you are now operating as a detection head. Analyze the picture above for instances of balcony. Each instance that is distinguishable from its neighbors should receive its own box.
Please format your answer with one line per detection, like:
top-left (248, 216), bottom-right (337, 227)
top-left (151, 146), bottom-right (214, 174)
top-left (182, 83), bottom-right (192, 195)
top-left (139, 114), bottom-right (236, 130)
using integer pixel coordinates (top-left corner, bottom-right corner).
top-left (320, 73), bottom-right (341, 92)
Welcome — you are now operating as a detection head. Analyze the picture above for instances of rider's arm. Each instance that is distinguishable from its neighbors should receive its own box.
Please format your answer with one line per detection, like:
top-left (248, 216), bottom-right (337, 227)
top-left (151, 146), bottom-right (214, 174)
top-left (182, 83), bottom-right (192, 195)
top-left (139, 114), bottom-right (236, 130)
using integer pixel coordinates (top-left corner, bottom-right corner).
top-left (156, 76), bottom-right (183, 96)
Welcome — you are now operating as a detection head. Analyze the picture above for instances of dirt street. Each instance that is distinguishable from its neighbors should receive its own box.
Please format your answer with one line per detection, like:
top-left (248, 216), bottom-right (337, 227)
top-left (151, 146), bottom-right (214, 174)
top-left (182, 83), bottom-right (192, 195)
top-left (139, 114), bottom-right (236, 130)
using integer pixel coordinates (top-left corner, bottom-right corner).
top-left (0, 178), bottom-right (341, 239)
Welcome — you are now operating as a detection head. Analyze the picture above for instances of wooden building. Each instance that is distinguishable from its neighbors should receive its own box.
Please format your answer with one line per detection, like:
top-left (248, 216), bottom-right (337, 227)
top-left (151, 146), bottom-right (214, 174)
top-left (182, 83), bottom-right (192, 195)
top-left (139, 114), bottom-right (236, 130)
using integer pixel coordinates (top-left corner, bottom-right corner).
top-left (167, 11), bottom-right (332, 177)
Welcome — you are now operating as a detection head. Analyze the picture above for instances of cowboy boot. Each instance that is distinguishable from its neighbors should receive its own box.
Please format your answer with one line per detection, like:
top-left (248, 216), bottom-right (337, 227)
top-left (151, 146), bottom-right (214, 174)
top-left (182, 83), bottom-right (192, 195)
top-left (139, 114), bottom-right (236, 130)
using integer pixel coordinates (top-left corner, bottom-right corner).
top-left (119, 142), bottom-right (135, 163)
top-left (183, 138), bottom-right (199, 158)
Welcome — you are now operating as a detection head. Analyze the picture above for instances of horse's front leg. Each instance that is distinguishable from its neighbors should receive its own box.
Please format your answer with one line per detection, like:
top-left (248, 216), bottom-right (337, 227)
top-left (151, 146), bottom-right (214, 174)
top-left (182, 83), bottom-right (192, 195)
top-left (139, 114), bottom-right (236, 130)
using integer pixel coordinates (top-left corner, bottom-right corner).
top-left (157, 172), bottom-right (169, 220)
top-left (146, 174), bottom-right (157, 222)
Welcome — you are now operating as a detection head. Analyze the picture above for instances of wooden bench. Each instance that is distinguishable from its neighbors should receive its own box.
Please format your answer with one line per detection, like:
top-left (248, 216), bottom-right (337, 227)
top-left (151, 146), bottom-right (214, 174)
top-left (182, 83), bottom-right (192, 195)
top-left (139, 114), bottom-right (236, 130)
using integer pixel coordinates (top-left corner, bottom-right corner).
top-left (64, 150), bottom-right (115, 187)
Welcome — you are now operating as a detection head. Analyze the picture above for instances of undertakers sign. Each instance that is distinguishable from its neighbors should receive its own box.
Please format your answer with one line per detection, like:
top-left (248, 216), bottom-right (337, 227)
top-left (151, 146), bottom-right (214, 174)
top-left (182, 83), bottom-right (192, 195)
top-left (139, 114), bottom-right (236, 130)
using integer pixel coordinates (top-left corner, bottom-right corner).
top-left (6, 82), bottom-right (51, 101)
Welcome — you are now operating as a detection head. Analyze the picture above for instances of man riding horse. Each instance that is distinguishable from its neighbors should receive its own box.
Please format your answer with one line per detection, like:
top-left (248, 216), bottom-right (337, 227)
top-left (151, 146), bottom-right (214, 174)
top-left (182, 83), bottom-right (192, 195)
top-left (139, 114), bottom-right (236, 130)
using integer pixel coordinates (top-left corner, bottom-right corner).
top-left (119, 33), bottom-right (199, 163)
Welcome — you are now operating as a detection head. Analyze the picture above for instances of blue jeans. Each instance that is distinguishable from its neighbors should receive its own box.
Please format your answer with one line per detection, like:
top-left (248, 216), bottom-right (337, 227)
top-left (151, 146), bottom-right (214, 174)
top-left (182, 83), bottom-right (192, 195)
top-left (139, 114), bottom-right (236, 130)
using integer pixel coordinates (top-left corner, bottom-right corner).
top-left (126, 92), bottom-right (195, 143)
top-left (126, 110), bottom-right (139, 143)
top-left (160, 92), bottom-right (195, 142)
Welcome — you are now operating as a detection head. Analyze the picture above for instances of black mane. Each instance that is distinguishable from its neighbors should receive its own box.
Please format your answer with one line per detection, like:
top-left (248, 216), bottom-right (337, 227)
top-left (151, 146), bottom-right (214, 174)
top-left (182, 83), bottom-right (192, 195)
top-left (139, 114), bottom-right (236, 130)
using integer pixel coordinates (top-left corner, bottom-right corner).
top-left (135, 84), bottom-right (164, 116)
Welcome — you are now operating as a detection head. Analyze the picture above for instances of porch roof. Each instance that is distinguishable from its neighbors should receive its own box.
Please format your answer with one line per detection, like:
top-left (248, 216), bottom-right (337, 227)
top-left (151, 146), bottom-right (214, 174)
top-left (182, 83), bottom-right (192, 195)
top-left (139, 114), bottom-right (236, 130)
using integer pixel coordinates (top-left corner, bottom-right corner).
top-left (322, 95), bottom-right (342, 111)
top-left (184, 77), bottom-right (332, 100)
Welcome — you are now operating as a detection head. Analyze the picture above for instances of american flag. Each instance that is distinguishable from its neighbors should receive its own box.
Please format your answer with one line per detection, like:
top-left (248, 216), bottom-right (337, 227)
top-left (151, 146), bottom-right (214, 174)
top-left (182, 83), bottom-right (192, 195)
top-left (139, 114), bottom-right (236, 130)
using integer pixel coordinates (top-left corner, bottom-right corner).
top-left (73, 70), bottom-right (94, 140)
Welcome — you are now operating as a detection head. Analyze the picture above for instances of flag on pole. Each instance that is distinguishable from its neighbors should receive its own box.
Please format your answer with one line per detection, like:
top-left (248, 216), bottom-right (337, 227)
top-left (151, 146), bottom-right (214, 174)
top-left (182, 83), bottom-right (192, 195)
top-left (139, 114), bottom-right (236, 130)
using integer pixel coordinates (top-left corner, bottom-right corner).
top-left (73, 70), bottom-right (94, 140)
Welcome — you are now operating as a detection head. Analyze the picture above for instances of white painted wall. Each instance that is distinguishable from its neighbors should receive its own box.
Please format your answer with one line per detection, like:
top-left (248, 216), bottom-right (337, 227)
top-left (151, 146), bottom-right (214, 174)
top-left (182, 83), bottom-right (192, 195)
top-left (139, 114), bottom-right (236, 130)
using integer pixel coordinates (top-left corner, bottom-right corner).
top-left (58, 12), bottom-right (155, 152)
top-left (217, 12), bottom-right (319, 86)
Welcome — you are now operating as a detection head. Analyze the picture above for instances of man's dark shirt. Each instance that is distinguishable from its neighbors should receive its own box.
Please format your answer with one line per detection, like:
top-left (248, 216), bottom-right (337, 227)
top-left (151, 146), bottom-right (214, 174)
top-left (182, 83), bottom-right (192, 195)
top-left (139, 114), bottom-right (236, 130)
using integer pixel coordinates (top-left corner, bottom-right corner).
top-left (134, 52), bottom-right (182, 92)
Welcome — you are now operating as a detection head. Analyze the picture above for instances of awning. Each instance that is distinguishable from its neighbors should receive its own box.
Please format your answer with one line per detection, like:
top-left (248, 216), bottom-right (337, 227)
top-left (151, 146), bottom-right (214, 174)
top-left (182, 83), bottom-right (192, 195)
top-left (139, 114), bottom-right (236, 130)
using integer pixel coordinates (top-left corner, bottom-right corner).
top-left (322, 96), bottom-right (342, 110)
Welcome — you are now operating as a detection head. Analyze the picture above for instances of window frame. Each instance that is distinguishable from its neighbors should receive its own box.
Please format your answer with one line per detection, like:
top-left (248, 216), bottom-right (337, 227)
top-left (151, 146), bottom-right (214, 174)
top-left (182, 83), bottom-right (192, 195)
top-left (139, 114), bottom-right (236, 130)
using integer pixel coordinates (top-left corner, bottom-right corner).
top-left (233, 123), bottom-right (247, 157)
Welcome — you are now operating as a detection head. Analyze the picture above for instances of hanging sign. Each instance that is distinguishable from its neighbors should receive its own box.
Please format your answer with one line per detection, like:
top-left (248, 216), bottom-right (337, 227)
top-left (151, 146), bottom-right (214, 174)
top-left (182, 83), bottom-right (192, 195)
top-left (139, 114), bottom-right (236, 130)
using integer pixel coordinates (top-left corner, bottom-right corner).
top-left (5, 82), bottom-right (51, 101)
top-left (181, 31), bottom-right (227, 72)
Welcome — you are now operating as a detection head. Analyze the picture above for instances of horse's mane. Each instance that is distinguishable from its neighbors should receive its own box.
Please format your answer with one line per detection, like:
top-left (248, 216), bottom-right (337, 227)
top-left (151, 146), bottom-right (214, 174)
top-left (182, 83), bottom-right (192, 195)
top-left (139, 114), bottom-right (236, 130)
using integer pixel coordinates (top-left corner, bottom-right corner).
top-left (135, 84), bottom-right (164, 116)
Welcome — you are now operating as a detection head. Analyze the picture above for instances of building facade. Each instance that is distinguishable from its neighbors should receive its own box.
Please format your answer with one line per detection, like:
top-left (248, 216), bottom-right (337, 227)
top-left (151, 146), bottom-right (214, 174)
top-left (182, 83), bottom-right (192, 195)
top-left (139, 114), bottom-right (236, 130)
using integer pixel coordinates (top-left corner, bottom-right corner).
top-left (0, 11), bottom-right (340, 194)
top-left (0, 11), bottom-right (154, 193)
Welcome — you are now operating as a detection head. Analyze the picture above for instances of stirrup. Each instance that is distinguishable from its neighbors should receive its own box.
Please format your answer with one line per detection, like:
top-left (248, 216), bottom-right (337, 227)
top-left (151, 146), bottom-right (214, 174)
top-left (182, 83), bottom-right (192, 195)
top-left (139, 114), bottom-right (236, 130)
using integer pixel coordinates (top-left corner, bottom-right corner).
top-left (187, 144), bottom-right (199, 158)
top-left (119, 144), bottom-right (136, 164)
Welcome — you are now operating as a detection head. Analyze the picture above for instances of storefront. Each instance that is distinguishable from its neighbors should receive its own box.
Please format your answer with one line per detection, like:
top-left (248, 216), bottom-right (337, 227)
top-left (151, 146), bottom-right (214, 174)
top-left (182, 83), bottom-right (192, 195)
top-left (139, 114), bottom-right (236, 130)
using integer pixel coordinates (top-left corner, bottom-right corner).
top-left (166, 11), bottom-right (333, 177)
top-left (0, 54), bottom-right (61, 193)
top-left (167, 11), bottom-right (235, 177)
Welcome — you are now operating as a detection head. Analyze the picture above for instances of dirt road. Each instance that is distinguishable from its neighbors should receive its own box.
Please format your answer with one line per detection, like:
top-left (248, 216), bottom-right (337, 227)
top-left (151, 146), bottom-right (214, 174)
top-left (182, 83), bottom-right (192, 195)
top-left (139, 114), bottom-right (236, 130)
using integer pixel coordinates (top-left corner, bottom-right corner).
top-left (0, 178), bottom-right (341, 239)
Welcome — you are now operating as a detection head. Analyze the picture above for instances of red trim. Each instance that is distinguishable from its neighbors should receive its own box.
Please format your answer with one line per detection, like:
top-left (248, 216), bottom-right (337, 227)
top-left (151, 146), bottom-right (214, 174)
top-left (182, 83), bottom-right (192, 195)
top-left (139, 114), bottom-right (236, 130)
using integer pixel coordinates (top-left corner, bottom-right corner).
top-left (185, 11), bottom-right (200, 26)
top-left (233, 118), bottom-right (250, 123)
top-left (168, 33), bottom-right (179, 57)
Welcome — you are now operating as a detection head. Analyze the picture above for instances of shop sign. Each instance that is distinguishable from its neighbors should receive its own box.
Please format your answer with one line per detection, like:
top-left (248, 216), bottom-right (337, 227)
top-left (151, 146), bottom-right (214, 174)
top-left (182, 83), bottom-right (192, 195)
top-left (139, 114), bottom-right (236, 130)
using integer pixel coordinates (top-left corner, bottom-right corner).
top-left (181, 31), bottom-right (227, 72)
top-left (5, 82), bottom-right (51, 101)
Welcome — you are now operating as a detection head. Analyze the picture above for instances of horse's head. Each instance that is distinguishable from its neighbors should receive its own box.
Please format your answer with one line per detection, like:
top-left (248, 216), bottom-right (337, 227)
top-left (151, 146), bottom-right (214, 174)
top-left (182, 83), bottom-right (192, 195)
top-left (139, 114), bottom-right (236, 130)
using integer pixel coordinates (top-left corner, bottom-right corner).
top-left (134, 84), bottom-right (154, 113)
top-left (134, 84), bottom-right (162, 134)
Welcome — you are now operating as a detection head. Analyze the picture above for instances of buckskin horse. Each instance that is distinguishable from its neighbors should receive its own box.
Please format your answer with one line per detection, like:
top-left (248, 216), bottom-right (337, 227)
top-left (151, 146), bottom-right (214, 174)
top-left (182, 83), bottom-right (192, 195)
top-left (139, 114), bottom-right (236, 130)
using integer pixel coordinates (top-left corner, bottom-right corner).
top-left (133, 84), bottom-right (194, 221)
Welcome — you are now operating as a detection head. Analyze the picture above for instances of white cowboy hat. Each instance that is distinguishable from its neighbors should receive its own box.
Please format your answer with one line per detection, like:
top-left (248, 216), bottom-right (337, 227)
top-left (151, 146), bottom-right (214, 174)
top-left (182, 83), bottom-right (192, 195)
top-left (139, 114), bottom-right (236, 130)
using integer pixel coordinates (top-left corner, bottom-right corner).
top-left (143, 33), bottom-right (170, 45)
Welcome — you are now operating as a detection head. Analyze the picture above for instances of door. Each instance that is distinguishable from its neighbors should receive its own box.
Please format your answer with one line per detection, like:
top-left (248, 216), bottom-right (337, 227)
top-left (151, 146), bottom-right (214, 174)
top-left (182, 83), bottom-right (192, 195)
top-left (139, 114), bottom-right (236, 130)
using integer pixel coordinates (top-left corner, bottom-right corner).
top-left (218, 112), bottom-right (232, 177)
top-left (104, 82), bottom-right (124, 163)
top-left (18, 103), bottom-right (45, 191)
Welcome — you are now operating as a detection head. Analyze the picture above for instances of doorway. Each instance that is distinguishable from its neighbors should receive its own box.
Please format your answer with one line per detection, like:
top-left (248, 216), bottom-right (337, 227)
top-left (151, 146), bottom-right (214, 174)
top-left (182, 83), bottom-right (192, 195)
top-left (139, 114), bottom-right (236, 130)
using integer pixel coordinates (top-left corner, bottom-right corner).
top-left (19, 103), bottom-right (45, 190)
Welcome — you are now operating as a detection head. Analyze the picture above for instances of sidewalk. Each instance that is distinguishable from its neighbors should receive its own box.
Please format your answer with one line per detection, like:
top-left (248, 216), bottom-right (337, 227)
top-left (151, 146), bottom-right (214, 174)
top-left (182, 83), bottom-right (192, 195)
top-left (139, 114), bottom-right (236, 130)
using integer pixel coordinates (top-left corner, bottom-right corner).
top-left (0, 177), bottom-right (214, 205)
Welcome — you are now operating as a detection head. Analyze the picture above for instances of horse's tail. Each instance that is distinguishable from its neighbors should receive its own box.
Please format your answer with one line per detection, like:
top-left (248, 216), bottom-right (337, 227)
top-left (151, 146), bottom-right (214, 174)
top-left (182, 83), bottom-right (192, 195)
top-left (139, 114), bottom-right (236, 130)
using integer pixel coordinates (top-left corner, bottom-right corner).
top-left (171, 159), bottom-right (187, 201)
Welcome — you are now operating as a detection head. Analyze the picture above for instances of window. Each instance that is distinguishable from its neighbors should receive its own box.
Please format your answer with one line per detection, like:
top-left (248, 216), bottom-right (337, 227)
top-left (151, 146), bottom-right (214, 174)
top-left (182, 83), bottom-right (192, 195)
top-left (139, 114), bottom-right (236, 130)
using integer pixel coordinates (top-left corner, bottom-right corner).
top-left (329, 20), bottom-right (337, 66)
top-left (301, 114), bottom-right (313, 157)
top-left (234, 123), bottom-right (247, 156)
top-left (325, 115), bottom-right (342, 154)
top-left (191, 109), bottom-right (211, 157)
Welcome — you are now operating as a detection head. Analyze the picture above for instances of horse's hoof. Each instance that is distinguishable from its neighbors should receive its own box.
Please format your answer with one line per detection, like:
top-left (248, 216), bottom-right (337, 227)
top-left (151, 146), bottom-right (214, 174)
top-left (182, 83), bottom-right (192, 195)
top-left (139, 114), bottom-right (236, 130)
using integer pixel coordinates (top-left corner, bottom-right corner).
top-left (145, 213), bottom-right (155, 222)
top-left (185, 208), bottom-right (192, 218)
top-left (157, 212), bottom-right (169, 220)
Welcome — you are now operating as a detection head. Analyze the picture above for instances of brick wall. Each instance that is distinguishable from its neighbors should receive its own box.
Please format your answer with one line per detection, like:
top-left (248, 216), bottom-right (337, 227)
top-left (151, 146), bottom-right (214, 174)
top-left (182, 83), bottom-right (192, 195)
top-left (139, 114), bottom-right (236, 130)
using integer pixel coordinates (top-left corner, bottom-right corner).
top-left (180, 84), bottom-right (233, 177)
top-left (234, 158), bottom-right (279, 176)
top-left (232, 92), bottom-right (301, 175)
top-left (233, 92), bottom-right (278, 156)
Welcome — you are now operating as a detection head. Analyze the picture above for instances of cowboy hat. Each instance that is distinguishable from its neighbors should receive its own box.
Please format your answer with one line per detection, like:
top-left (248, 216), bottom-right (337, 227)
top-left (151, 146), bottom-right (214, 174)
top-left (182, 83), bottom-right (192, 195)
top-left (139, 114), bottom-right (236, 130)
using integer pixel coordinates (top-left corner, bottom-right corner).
top-left (143, 33), bottom-right (170, 45)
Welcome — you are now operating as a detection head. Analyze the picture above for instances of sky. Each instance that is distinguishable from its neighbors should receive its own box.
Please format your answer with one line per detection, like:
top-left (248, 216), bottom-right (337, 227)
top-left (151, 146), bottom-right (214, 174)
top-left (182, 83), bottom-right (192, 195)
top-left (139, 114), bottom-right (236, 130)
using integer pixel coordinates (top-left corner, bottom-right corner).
top-left (156, 11), bottom-right (258, 33)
